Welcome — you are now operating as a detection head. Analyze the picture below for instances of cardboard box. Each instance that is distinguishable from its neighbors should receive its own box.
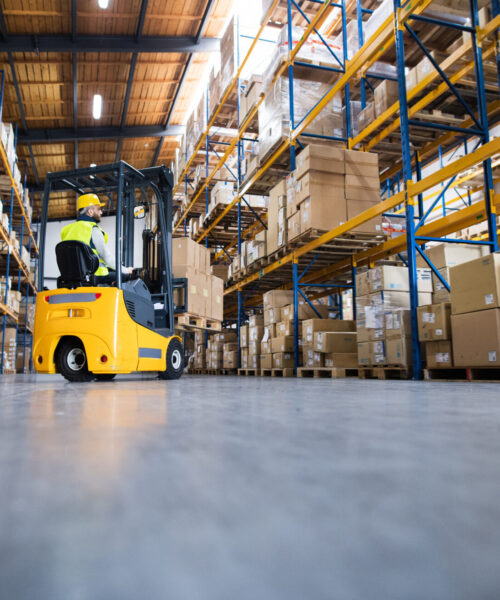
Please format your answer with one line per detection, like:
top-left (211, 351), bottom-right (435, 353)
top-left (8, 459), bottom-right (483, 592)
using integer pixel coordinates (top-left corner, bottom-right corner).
top-left (295, 172), bottom-right (344, 205)
top-left (287, 211), bottom-right (301, 242)
top-left (370, 341), bottom-right (386, 366)
top-left (300, 195), bottom-right (346, 233)
top-left (172, 237), bottom-right (202, 275)
top-left (248, 325), bottom-right (264, 342)
top-left (369, 290), bottom-right (432, 309)
top-left (346, 198), bottom-right (383, 236)
top-left (451, 309), bottom-right (500, 367)
top-left (419, 243), bottom-right (486, 270)
top-left (240, 325), bottom-right (248, 348)
top-left (385, 309), bottom-right (411, 339)
top-left (173, 266), bottom-right (205, 316)
top-left (374, 79), bottom-right (399, 115)
top-left (267, 180), bottom-right (286, 254)
top-left (450, 253), bottom-right (500, 315)
top-left (295, 144), bottom-right (345, 180)
top-left (385, 337), bottom-right (411, 368)
top-left (344, 149), bottom-right (379, 175)
top-left (248, 315), bottom-right (264, 327)
top-left (214, 331), bottom-right (237, 343)
top-left (260, 354), bottom-right (273, 369)
top-left (313, 331), bottom-right (357, 353)
top-left (261, 340), bottom-right (272, 354)
top-left (345, 173), bottom-right (379, 192)
top-left (277, 320), bottom-right (302, 337)
top-left (211, 276), bottom-right (224, 321)
top-left (426, 340), bottom-right (453, 369)
top-left (302, 318), bottom-right (356, 344)
top-left (370, 265), bottom-right (432, 293)
top-left (248, 354), bottom-right (260, 369)
top-left (281, 303), bottom-right (333, 322)
top-left (272, 352), bottom-right (294, 369)
top-left (263, 290), bottom-right (294, 309)
top-left (248, 341), bottom-right (261, 355)
top-left (355, 271), bottom-right (370, 297)
top-left (324, 353), bottom-right (358, 368)
top-left (417, 303), bottom-right (451, 341)
top-left (357, 342), bottom-right (371, 366)
top-left (264, 307), bottom-right (281, 325)
top-left (271, 336), bottom-right (294, 353)
top-left (223, 351), bottom-right (239, 369)
top-left (432, 266), bottom-right (451, 304)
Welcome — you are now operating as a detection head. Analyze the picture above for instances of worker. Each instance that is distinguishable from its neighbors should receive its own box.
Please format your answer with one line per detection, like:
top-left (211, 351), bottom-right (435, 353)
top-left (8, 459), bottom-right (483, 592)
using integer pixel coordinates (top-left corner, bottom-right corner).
top-left (61, 193), bottom-right (133, 282)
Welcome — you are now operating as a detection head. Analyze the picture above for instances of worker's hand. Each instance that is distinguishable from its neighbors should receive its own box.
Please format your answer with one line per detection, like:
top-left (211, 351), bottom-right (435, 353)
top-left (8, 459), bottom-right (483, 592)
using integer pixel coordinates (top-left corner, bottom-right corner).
top-left (125, 266), bottom-right (134, 274)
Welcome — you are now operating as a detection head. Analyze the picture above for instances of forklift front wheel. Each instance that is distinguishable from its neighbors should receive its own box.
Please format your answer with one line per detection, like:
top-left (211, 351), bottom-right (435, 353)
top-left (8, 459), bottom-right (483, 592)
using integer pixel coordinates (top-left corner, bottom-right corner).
top-left (158, 338), bottom-right (184, 380)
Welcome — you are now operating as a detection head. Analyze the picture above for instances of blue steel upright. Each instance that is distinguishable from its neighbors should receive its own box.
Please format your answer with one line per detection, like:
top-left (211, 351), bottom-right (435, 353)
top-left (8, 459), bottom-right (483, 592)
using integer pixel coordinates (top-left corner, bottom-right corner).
top-left (393, 0), bottom-right (422, 379)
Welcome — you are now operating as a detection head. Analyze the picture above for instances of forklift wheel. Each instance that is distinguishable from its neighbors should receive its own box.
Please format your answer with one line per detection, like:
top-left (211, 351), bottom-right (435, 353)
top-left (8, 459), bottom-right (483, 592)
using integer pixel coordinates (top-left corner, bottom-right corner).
top-left (158, 338), bottom-right (184, 380)
top-left (57, 338), bottom-right (94, 383)
top-left (94, 374), bottom-right (116, 381)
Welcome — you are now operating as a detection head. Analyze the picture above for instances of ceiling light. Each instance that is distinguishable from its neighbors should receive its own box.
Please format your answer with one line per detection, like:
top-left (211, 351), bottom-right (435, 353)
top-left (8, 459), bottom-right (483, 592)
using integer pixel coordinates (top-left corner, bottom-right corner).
top-left (98, 0), bottom-right (109, 8)
top-left (92, 94), bottom-right (102, 119)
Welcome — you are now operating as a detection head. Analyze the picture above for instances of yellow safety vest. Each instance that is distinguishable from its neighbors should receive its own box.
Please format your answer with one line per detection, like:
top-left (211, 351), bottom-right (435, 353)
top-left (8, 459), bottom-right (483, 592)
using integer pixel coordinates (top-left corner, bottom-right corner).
top-left (61, 220), bottom-right (110, 276)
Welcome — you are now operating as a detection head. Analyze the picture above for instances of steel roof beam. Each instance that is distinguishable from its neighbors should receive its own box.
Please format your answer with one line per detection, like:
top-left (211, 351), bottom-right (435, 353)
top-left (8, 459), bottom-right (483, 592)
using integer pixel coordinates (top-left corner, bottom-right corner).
top-left (18, 124), bottom-right (185, 143)
top-left (0, 34), bottom-right (220, 53)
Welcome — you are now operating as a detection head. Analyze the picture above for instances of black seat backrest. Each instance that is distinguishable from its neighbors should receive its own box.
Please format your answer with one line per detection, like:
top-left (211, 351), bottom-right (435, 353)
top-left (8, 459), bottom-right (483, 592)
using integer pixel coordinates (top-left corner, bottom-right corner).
top-left (55, 240), bottom-right (99, 289)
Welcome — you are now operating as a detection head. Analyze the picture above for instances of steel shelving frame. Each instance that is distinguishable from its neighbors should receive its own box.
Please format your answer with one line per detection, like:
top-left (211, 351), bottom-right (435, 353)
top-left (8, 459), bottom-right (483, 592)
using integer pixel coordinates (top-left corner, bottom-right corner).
top-left (0, 70), bottom-right (38, 374)
top-left (171, 0), bottom-right (500, 378)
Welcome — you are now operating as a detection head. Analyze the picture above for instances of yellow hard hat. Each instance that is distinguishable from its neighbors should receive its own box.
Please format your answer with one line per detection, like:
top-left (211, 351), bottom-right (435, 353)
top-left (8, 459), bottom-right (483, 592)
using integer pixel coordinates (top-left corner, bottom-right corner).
top-left (77, 193), bottom-right (106, 211)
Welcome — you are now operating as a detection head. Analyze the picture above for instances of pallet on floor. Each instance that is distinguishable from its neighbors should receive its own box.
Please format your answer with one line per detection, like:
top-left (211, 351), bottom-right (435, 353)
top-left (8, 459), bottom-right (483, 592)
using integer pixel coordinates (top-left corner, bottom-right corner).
top-left (260, 368), bottom-right (294, 377)
top-left (424, 367), bottom-right (500, 382)
top-left (297, 367), bottom-right (359, 378)
top-left (238, 368), bottom-right (261, 376)
top-left (187, 368), bottom-right (237, 375)
top-left (358, 366), bottom-right (412, 380)
top-left (174, 313), bottom-right (222, 331)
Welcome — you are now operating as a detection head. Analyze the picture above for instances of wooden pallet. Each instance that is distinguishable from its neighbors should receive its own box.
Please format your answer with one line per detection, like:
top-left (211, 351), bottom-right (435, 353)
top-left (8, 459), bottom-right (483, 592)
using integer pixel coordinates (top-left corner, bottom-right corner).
top-left (297, 367), bottom-right (359, 378)
top-left (260, 368), bottom-right (294, 377)
top-left (358, 366), bottom-right (412, 380)
top-left (187, 368), bottom-right (237, 375)
top-left (424, 367), bottom-right (500, 382)
top-left (238, 368), bottom-right (261, 376)
top-left (174, 313), bottom-right (222, 332)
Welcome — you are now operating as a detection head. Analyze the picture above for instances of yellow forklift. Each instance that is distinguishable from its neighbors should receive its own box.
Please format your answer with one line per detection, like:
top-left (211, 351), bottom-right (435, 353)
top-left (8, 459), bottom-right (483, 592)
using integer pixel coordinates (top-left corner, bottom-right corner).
top-left (34, 161), bottom-right (186, 382)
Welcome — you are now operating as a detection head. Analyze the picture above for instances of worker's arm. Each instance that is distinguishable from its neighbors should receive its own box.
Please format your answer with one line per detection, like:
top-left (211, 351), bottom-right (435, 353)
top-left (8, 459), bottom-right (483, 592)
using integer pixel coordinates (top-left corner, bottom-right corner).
top-left (91, 227), bottom-right (132, 274)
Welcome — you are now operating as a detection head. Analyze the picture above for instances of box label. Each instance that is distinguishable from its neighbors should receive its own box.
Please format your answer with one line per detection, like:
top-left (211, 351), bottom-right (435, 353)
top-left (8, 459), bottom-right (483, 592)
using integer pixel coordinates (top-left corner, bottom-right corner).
top-left (423, 312), bottom-right (435, 323)
top-left (436, 353), bottom-right (449, 364)
top-left (435, 329), bottom-right (443, 336)
top-left (485, 294), bottom-right (494, 305)
top-left (489, 351), bottom-right (497, 363)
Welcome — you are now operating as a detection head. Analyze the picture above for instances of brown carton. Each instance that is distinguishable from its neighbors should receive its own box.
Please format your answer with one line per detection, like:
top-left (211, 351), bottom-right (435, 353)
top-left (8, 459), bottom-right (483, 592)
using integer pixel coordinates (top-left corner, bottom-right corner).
top-left (248, 341), bottom-right (261, 355)
top-left (451, 309), bottom-right (500, 367)
top-left (302, 318), bottom-right (356, 344)
top-left (300, 195), bottom-right (346, 233)
top-left (264, 307), bottom-right (281, 325)
top-left (295, 144), bottom-right (345, 180)
top-left (248, 314), bottom-right (264, 327)
top-left (346, 199), bottom-right (383, 236)
top-left (260, 354), bottom-right (273, 369)
top-left (418, 243), bottom-right (485, 270)
top-left (261, 340), bottom-right (272, 354)
top-left (268, 180), bottom-right (287, 254)
top-left (385, 337), bottom-right (411, 368)
top-left (248, 325), bottom-right (264, 342)
top-left (432, 266), bottom-right (451, 303)
top-left (240, 325), bottom-right (248, 348)
top-left (370, 341), bottom-right (386, 366)
top-left (417, 303), bottom-right (451, 341)
top-left (426, 340), bottom-right (453, 368)
top-left (450, 253), bottom-right (500, 315)
top-left (172, 237), bottom-right (202, 275)
top-left (272, 352), bottom-right (294, 369)
top-left (271, 336), bottom-right (294, 353)
top-left (287, 211), bottom-right (301, 242)
top-left (248, 354), bottom-right (260, 369)
top-left (355, 271), bottom-right (370, 297)
top-left (385, 309), bottom-right (411, 340)
top-left (281, 303), bottom-right (333, 321)
top-left (296, 172), bottom-right (345, 205)
top-left (357, 342), bottom-right (371, 366)
top-left (211, 276), bottom-right (224, 321)
top-left (324, 353), bottom-right (358, 368)
top-left (263, 290), bottom-right (294, 309)
top-left (314, 331), bottom-right (357, 353)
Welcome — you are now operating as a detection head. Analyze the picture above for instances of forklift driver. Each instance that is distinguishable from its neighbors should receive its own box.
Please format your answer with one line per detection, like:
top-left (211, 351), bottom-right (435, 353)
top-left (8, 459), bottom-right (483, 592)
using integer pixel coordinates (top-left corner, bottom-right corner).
top-left (61, 193), bottom-right (133, 284)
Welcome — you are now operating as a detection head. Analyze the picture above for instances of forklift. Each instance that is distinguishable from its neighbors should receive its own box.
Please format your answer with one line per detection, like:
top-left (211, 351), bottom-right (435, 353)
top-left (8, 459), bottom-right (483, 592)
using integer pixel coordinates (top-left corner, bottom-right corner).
top-left (34, 161), bottom-right (187, 382)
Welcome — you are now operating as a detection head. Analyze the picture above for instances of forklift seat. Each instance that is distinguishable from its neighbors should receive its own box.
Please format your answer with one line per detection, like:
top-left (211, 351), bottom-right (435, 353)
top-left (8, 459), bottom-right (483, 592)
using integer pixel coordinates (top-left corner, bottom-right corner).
top-left (55, 240), bottom-right (99, 289)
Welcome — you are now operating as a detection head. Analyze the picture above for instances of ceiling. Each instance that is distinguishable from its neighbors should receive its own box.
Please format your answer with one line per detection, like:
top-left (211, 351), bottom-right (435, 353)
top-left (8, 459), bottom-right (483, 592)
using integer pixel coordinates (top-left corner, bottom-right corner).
top-left (0, 0), bottom-right (233, 219)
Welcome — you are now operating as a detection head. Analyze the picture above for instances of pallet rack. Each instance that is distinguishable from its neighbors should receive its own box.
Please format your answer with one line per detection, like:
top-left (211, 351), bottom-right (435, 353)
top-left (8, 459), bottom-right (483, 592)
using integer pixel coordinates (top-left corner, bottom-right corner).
top-left (0, 70), bottom-right (39, 374)
top-left (171, 0), bottom-right (500, 379)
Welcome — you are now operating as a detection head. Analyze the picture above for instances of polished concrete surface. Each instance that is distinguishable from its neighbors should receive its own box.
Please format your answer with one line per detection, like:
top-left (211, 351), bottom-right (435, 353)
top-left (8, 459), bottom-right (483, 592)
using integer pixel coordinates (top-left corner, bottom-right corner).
top-left (1, 374), bottom-right (500, 599)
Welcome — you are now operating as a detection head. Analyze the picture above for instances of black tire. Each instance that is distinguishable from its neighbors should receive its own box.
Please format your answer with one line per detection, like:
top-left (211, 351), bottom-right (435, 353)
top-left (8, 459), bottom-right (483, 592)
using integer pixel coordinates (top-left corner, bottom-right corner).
top-left (56, 338), bottom-right (93, 382)
top-left (94, 374), bottom-right (116, 381)
top-left (158, 338), bottom-right (184, 380)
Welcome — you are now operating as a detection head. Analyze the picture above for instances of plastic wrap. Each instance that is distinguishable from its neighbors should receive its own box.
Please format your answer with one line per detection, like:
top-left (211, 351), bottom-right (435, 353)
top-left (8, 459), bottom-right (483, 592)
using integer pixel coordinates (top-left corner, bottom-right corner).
top-left (220, 17), bottom-right (238, 94)
top-left (364, 0), bottom-right (393, 42)
top-left (258, 75), bottom-right (345, 159)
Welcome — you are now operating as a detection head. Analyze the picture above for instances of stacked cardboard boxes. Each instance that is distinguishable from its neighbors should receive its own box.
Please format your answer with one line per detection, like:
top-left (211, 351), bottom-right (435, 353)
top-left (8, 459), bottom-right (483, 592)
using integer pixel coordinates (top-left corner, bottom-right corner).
top-left (172, 238), bottom-right (224, 321)
top-left (417, 303), bottom-right (453, 368)
top-left (356, 264), bottom-right (432, 368)
top-left (206, 330), bottom-right (238, 370)
top-left (1, 327), bottom-right (16, 372)
top-left (450, 253), bottom-right (500, 367)
top-left (260, 290), bottom-right (295, 369)
top-left (308, 320), bottom-right (357, 369)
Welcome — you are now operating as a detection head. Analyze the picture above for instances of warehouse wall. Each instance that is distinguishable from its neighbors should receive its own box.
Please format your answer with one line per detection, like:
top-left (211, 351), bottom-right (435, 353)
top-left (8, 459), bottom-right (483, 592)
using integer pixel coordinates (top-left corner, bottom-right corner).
top-left (43, 216), bottom-right (145, 289)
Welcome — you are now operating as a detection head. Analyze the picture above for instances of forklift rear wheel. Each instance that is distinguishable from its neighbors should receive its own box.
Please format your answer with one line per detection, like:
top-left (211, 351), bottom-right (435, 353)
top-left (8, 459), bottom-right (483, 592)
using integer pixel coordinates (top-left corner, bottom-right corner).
top-left (95, 374), bottom-right (116, 381)
top-left (57, 338), bottom-right (93, 383)
top-left (158, 338), bottom-right (184, 380)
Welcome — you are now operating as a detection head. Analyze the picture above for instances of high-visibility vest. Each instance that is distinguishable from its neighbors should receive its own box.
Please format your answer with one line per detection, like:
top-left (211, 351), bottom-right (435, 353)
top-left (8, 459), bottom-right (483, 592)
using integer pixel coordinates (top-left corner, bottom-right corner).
top-left (61, 220), bottom-right (110, 276)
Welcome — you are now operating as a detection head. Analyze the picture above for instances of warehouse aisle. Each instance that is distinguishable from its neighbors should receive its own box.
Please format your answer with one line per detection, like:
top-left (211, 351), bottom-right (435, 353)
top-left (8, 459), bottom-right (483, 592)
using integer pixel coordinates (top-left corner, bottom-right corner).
top-left (1, 374), bottom-right (499, 600)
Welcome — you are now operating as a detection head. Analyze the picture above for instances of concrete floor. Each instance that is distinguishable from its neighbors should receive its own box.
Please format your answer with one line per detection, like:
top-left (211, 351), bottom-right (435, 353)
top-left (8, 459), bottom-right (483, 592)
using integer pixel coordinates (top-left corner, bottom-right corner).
top-left (1, 375), bottom-right (500, 600)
